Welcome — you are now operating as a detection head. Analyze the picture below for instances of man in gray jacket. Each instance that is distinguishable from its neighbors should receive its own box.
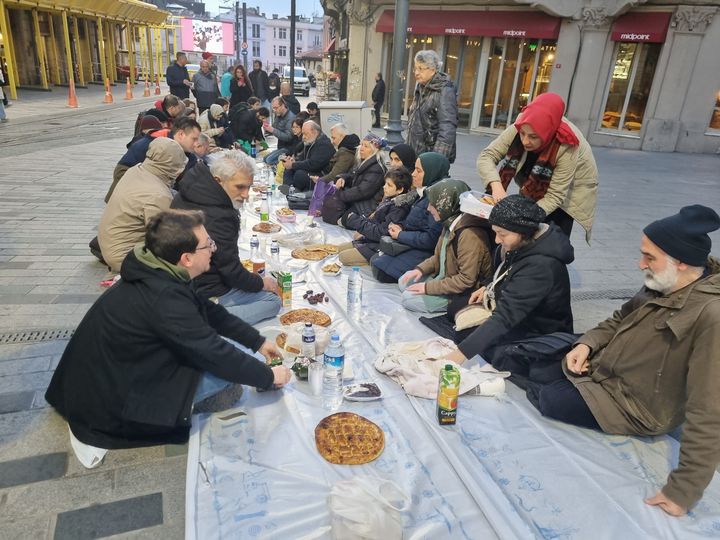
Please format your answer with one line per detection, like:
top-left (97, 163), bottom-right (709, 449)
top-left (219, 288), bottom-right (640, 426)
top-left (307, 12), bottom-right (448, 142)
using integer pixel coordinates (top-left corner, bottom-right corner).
top-left (263, 97), bottom-right (296, 166)
top-left (192, 60), bottom-right (220, 114)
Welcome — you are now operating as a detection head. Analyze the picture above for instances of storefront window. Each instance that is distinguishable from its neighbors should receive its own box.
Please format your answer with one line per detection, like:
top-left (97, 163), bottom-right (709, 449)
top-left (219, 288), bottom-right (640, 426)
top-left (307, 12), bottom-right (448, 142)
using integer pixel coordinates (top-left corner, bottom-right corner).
top-left (708, 91), bottom-right (720, 130)
top-left (479, 38), bottom-right (555, 130)
top-left (600, 42), bottom-right (661, 133)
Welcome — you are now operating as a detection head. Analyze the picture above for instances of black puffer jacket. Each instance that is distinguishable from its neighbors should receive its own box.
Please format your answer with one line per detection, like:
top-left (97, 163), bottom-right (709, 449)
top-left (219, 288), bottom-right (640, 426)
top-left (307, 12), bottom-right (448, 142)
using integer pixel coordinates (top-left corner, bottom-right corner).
top-left (456, 224), bottom-right (574, 358)
top-left (292, 133), bottom-right (335, 176)
top-left (339, 156), bottom-right (387, 215)
top-left (171, 162), bottom-right (263, 298)
top-left (45, 248), bottom-right (273, 449)
top-left (406, 71), bottom-right (458, 163)
top-left (344, 194), bottom-right (414, 260)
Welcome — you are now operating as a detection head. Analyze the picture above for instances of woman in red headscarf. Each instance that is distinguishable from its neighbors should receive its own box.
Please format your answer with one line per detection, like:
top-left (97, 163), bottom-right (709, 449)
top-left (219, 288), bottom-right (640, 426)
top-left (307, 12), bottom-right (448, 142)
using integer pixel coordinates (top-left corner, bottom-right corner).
top-left (477, 93), bottom-right (598, 242)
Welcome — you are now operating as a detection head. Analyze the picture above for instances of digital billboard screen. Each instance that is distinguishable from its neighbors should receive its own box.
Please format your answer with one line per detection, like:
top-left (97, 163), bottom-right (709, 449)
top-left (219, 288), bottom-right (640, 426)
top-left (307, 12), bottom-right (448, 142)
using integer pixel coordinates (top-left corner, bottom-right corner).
top-left (180, 19), bottom-right (234, 55)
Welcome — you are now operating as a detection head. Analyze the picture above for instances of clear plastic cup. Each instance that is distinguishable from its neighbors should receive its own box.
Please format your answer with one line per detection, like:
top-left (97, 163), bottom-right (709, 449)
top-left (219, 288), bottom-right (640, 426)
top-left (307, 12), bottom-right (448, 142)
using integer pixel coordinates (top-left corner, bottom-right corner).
top-left (308, 362), bottom-right (323, 396)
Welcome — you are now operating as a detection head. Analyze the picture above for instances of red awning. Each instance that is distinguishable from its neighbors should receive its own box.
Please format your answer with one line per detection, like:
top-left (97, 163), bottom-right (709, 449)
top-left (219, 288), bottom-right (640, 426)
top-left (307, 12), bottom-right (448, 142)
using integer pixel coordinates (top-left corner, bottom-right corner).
top-left (324, 37), bottom-right (336, 53)
top-left (611, 12), bottom-right (672, 43)
top-left (376, 10), bottom-right (561, 40)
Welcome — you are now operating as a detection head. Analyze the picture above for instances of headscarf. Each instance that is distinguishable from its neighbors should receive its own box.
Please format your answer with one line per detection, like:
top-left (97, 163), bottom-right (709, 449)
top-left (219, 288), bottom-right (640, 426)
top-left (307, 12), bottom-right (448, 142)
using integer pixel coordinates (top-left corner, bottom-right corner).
top-left (418, 152), bottom-right (450, 187)
top-left (141, 138), bottom-right (188, 187)
top-left (514, 93), bottom-right (579, 149)
top-left (425, 179), bottom-right (470, 228)
top-left (209, 104), bottom-right (224, 120)
top-left (389, 143), bottom-right (416, 170)
top-left (363, 131), bottom-right (388, 149)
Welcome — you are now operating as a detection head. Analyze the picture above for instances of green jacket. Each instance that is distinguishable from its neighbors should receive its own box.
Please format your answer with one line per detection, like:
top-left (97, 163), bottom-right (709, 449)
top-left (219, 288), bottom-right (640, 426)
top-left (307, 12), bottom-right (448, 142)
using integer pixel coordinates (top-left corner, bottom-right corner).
top-left (566, 258), bottom-right (720, 509)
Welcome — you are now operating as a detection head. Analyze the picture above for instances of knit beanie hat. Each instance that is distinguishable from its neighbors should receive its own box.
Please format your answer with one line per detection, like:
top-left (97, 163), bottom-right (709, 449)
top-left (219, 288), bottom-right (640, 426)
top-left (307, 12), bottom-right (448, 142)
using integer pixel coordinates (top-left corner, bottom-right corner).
top-left (389, 143), bottom-right (417, 171)
top-left (363, 131), bottom-right (388, 149)
top-left (209, 104), bottom-right (224, 120)
top-left (643, 205), bottom-right (720, 266)
top-left (139, 115), bottom-right (163, 131)
top-left (489, 195), bottom-right (546, 235)
top-left (418, 152), bottom-right (450, 187)
top-left (201, 51), bottom-right (213, 60)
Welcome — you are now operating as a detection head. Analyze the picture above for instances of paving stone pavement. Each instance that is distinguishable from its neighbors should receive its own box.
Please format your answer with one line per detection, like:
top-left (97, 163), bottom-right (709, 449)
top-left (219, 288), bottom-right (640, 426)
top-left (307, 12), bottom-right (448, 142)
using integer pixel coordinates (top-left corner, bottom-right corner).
top-left (0, 92), bottom-right (718, 538)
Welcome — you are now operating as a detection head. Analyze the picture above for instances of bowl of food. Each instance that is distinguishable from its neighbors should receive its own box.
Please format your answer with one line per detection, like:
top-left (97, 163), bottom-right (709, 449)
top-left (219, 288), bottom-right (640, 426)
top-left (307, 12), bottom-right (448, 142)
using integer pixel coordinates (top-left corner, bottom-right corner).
top-left (276, 207), bottom-right (297, 223)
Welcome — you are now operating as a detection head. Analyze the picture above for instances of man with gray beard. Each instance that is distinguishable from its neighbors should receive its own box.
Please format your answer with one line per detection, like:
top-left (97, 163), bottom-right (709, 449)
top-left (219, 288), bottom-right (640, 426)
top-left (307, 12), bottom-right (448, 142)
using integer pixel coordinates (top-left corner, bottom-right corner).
top-left (530, 205), bottom-right (720, 517)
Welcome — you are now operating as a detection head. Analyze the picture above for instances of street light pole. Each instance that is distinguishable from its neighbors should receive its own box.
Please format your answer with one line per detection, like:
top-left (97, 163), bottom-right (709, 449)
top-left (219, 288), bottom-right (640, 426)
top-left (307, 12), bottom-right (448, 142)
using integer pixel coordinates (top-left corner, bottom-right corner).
top-left (385, 0), bottom-right (409, 144)
top-left (242, 2), bottom-right (248, 70)
top-left (289, 0), bottom-right (296, 88)
top-left (235, 1), bottom-right (240, 65)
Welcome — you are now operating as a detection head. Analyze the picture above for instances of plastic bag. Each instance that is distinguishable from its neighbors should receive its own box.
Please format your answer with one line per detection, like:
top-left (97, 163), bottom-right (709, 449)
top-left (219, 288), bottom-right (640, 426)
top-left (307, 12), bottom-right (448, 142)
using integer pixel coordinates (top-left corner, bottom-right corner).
top-left (308, 180), bottom-right (337, 217)
top-left (328, 477), bottom-right (409, 539)
top-left (459, 190), bottom-right (495, 219)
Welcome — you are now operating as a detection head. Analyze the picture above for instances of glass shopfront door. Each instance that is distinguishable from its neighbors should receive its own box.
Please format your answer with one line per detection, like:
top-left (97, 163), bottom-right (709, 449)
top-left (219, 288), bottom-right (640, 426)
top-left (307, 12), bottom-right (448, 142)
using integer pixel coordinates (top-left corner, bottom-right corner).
top-left (444, 36), bottom-right (482, 128)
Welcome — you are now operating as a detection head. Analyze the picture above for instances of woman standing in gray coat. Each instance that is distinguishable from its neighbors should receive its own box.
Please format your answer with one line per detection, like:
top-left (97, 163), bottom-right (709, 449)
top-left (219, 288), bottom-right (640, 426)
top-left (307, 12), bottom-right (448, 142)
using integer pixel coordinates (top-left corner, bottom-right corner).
top-left (406, 50), bottom-right (458, 163)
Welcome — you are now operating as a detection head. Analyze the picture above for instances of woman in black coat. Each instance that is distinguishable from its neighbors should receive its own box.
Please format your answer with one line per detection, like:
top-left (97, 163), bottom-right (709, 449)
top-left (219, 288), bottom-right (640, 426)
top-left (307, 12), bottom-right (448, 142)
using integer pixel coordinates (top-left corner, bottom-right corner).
top-left (229, 64), bottom-right (254, 108)
top-left (321, 132), bottom-right (388, 225)
top-left (438, 195), bottom-right (575, 381)
top-left (170, 152), bottom-right (281, 325)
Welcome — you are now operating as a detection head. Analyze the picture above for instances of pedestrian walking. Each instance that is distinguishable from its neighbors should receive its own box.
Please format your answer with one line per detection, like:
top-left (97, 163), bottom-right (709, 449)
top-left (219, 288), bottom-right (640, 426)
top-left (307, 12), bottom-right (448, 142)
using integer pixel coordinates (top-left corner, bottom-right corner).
top-left (406, 50), bottom-right (458, 163)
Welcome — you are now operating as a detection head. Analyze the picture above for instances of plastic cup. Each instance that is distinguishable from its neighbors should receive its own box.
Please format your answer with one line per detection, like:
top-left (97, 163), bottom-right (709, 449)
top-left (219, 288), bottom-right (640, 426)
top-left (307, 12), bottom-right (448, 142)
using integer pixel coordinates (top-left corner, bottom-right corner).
top-left (308, 362), bottom-right (323, 396)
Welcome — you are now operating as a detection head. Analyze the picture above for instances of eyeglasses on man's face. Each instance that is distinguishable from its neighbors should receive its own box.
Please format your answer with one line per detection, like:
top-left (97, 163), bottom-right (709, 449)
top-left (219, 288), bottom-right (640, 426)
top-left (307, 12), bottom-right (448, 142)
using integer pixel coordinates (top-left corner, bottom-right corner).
top-left (196, 238), bottom-right (217, 252)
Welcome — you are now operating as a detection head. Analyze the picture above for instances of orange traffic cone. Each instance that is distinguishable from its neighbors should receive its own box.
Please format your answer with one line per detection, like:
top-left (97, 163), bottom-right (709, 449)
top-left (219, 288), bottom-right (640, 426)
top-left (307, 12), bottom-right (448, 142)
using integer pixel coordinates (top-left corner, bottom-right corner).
top-left (67, 77), bottom-right (79, 108)
top-left (143, 79), bottom-right (151, 97)
top-left (124, 77), bottom-right (133, 100)
top-left (103, 78), bottom-right (114, 104)
top-left (154, 75), bottom-right (161, 95)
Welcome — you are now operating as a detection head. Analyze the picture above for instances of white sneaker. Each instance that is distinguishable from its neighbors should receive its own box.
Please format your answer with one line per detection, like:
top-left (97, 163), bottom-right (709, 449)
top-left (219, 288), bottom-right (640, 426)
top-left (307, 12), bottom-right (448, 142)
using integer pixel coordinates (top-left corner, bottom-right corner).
top-left (68, 426), bottom-right (108, 469)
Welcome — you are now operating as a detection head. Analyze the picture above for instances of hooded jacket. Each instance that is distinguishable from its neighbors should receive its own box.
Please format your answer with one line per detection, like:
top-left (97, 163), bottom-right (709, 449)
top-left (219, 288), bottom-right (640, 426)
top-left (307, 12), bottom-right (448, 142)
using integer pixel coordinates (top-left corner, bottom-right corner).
top-left (406, 71), bottom-right (458, 163)
top-left (457, 224), bottom-right (575, 358)
top-left (171, 162), bottom-right (264, 298)
top-left (567, 258), bottom-right (720, 510)
top-left (45, 246), bottom-right (273, 449)
top-left (319, 134), bottom-right (360, 183)
top-left (416, 213), bottom-right (493, 296)
top-left (345, 194), bottom-right (414, 260)
top-left (99, 138), bottom-right (188, 272)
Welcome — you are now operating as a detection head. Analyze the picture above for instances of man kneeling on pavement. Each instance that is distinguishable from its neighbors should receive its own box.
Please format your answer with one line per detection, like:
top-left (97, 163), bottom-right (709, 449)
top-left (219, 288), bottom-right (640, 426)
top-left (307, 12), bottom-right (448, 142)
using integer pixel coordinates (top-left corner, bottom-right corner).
top-left (538, 205), bottom-right (719, 516)
top-left (46, 210), bottom-right (291, 468)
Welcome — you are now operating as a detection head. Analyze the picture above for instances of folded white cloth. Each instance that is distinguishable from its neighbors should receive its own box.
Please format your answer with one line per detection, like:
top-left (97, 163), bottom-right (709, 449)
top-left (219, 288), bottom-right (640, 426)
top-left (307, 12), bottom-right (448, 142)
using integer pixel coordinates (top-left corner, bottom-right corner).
top-left (374, 337), bottom-right (509, 399)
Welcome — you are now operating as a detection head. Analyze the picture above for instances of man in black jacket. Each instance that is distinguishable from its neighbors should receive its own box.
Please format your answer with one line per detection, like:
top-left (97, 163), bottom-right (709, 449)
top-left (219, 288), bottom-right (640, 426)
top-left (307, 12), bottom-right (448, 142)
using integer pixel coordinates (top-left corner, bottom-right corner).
top-left (166, 52), bottom-right (191, 99)
top-left (281, 121), bottom-right (335, 192)
top-left (47, 210), bottom-right (290, 468)
top-left (171, 150), bottom-right (281, 324)
top-left (371, 73), bottom-right (385, 128)
top-left (280, 81), bottom-right (301, 115)
top-left (248, 60), bottom-right (271, 109)
top-left (232, 107), bottom-right (269, 146)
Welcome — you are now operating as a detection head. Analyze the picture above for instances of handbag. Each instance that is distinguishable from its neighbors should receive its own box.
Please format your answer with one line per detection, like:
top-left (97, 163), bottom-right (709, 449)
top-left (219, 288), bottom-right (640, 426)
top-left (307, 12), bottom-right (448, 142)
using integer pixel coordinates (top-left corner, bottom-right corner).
top-left (454, 265), bottom-right (510, 331)
top-left (287, 190), bottom-right (312, 210)
top-left (378, 236), bottom-right (411, 256)
top-left (308, 180), bottom-right (336, 217)
top-left (321, 192), bottom-right (348, 224)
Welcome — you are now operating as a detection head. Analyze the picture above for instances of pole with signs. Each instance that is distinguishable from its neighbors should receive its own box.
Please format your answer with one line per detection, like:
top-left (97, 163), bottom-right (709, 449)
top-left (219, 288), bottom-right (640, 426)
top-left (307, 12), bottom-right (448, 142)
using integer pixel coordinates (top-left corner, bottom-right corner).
top-left (235, 1), bottom-right (240, 64)
top-left (385, 0), bottom-right (409, 144)
top-left (242, 2), bottom-right (248, 70)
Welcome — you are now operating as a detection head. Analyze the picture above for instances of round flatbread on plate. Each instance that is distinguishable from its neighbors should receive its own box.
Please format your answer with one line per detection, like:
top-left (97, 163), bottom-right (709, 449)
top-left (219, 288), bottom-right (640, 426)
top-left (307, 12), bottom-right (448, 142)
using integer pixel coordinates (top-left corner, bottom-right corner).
top-left (315, 412), bottom-right (385, 465)
top-left (279, 308), bottom-right (331, 327)
top-left (253, 222), bottom-right (282, 234)
top-left (291, 244), bottom-right (339, 261)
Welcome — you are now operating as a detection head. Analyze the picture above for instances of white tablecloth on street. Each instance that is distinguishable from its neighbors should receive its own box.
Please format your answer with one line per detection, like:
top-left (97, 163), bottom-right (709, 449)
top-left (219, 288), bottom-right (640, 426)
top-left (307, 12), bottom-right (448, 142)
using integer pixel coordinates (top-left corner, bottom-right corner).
top-left (186, 203), bottom-right (720, 539)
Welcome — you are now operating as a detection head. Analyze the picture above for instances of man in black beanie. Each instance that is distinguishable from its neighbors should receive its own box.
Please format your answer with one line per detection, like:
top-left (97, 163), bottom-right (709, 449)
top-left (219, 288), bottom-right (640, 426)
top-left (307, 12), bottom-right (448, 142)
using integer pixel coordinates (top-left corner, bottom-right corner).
top-left (530, 204), bottom-right (720, 517)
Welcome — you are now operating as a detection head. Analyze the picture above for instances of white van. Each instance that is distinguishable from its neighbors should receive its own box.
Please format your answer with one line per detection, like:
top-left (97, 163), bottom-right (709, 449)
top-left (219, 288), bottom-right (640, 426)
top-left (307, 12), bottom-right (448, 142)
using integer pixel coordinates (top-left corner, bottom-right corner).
top-left (282, 66), bottom-right (310, 96)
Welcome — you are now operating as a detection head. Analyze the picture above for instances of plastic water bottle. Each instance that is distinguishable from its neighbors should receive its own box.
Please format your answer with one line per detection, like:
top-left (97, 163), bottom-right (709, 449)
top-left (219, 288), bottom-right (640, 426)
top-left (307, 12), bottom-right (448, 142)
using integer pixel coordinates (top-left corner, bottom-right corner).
top-left (270, 240), bottom-right (280, 265)
top-left (301, 322), bottom-right (316, 359)
top-left (322, 333), bottom-right (345, 410)
top-left (249, 234), bottom-right (260, 259)
top-left (347, 267), bottom-right (363, 315)
top-left (250, 143), bottom-right (257, 159)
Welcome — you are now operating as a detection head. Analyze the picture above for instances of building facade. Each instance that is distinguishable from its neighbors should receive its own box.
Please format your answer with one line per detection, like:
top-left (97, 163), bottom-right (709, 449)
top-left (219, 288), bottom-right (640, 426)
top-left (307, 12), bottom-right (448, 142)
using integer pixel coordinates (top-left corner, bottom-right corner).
top-left (0, 0), bottom-right (170, 99)
top-left (329, 0), bottom-right (720, 153)
top-left (265, 15), bottom-right (323, 73)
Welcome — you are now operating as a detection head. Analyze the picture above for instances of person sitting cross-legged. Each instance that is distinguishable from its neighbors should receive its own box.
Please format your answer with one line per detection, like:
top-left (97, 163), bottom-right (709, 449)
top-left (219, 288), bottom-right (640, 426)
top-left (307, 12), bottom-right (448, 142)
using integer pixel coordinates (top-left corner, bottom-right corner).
top-left (171, 150), bottom-right (282, 325)
top-left (280, 120), bottom-right (334, 193)
top-left (46, 209), bottom-right (291, 468)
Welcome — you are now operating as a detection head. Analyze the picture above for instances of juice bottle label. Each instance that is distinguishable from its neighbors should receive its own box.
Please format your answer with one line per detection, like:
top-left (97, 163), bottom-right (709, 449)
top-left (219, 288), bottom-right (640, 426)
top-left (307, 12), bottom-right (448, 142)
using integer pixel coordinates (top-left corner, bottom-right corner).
top-left (437, 366), bottom-right (460, 425)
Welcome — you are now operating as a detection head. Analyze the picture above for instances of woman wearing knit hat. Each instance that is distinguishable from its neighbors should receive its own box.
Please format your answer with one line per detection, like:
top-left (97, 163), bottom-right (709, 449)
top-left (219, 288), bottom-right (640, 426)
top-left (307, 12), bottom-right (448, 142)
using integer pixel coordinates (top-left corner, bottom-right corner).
top-left (370, 152), bottom-right (450, 283)
top-left (321, 132), bottom-right (388, 226)
top-left (438, 195), bottom-right (575, 379)
top-left (399, 179), bottom-right (493, 313)
top-left (477, 92), bottom-right (598, 243)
